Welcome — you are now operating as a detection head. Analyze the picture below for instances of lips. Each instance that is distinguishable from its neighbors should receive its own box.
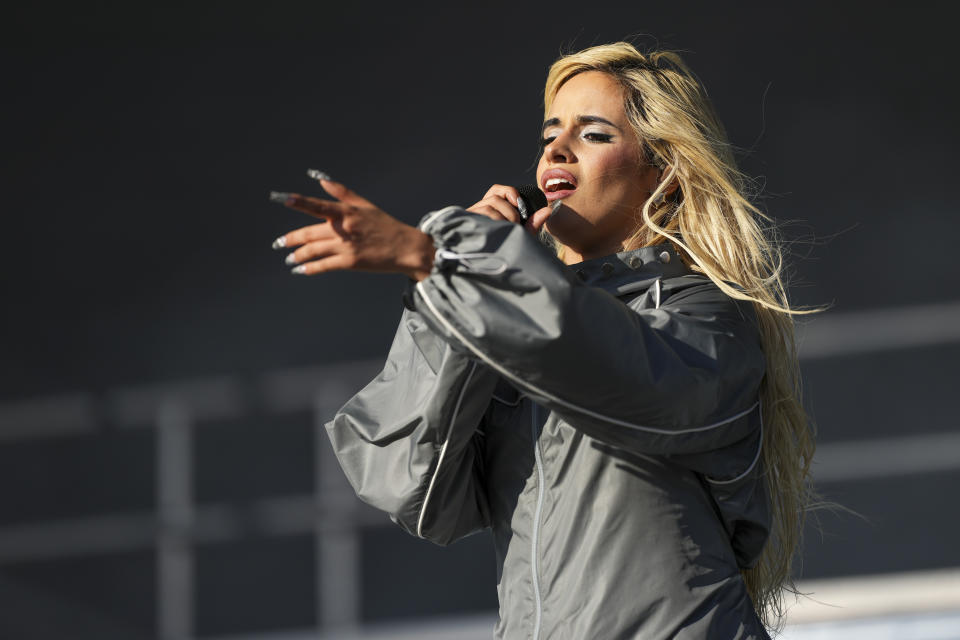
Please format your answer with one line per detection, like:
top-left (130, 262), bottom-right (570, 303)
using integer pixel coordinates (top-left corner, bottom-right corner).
top-left (540, 168), bottom-right (578, 202)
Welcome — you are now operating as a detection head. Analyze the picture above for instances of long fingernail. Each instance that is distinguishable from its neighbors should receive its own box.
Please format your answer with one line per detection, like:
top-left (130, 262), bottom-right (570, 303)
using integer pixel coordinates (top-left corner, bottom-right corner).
top-left (306, 169), bottom-right (332, 182)
top-left (550, 200), bottom-right (563, 217)
top-left (291, 265), bottom-right (307, 275)
top-left (284, 252), bottom-right (298, 265)
top-left (270, 191), bottom-right (297, 206)
top-left (272, 236), bottom-right (287, 249)
top-left (517, 197), bottom-right (529, 220)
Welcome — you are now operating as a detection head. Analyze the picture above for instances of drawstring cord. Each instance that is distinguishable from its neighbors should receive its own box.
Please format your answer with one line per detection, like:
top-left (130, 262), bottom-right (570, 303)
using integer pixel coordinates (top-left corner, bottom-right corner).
top-left (434, 248), bottom-right (509, 275)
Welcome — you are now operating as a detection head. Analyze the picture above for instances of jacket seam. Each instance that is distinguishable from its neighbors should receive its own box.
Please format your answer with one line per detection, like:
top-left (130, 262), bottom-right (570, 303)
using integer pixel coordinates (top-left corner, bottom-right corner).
top-left (415, 359), bottom-right (480, 538)
top-left (705, 398), bottom-right (764, 485)
top-left (530, 403), bottom-right (545, 640)
top-left (414, 279), bottom-right (760, 437)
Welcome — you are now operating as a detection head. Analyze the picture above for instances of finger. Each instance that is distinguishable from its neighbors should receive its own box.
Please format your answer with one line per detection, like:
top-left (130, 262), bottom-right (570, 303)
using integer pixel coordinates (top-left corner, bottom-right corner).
top-left (527, 202), bottom-right (560, 234)
top-left (286, 194), bottom-right (348, 221)
top-left (482, 195), bottom-right (522, 224)
top-left (284, 238), bottom-right (340, 266)
top-left (273, 223), bottom-right (337, 250)
top-left (482, 184), bottom-right (521, 208)
top-left (465, 204), bottom-right (510, 222)
top-left (292, 253), bottom-right (353, 276)
top-left (314, 177), bottom-right (376, 208)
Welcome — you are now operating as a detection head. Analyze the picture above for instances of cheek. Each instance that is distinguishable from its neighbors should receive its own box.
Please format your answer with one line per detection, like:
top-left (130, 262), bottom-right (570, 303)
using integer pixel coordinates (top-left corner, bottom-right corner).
top-left (535, 156), bottom-right (547, 185)
top-left (593, 146), bottom-right (643, 188)
top-left (588, 149), bottom-right (651, 214)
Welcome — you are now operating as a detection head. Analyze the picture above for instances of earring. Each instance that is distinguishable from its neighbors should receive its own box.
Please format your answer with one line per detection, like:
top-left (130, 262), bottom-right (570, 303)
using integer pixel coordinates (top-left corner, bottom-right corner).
top-left (653, 192), bottom-right (666, 206)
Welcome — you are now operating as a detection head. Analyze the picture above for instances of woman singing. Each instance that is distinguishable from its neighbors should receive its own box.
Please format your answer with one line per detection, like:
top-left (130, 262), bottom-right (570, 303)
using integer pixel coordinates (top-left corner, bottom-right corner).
top-left (271, 41), bottom-right (815, 639)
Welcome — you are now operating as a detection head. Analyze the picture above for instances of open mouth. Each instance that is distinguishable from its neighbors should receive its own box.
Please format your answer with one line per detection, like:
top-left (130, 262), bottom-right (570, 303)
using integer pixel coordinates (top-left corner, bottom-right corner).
top-left (544, 178), bottom-right (577, 193)
top-left (542, 175), bottom-right (577, 202)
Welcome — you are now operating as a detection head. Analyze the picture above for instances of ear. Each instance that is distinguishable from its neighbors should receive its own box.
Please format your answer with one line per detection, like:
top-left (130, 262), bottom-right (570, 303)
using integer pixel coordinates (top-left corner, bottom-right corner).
top-left (656, 166), bottom-right (680, 197)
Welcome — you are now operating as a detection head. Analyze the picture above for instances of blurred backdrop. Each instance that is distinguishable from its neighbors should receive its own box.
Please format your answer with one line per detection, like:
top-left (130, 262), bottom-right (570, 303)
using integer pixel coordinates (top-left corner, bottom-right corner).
top-left (2, 2), bottom-right (959, 639)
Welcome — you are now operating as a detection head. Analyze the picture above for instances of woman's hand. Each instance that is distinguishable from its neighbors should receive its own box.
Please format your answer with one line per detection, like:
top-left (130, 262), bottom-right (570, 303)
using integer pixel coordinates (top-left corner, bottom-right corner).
top-left (272, 177), bottom-right (435, 282)
top-left (466, 184), bottom-right (554, 235)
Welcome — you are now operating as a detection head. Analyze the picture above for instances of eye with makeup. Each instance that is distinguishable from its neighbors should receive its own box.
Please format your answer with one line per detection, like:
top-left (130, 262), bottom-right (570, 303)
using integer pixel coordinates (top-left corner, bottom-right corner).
top-left (539, 131), bottom-right (614, 148)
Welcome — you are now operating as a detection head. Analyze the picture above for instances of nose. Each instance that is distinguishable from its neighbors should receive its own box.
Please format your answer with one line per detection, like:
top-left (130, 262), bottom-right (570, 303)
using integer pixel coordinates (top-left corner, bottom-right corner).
top-left (542, 130), bottom-right (576, 164)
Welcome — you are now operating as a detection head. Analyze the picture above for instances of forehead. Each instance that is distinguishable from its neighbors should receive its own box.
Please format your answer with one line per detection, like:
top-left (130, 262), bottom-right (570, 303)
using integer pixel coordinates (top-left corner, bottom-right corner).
top-left (547, 71), bottom-right (626, 121)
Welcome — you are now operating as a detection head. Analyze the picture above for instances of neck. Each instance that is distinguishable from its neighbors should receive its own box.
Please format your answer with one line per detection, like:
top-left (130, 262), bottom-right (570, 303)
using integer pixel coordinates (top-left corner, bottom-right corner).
top-left (560, 238), bottom-right (634, 265)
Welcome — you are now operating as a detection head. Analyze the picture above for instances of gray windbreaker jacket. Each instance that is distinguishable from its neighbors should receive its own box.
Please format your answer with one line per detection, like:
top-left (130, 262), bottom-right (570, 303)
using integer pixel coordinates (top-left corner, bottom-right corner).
top-left (325, 206), bottom-right (773, 639)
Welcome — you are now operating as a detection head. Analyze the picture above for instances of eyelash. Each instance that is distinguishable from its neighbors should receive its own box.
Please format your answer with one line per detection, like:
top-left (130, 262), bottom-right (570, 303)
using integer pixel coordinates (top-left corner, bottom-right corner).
top-left (539, 132), bottom-right (614, 147)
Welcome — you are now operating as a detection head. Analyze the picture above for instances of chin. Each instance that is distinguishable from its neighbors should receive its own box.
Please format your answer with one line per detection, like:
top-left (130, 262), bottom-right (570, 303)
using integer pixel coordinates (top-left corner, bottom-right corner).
top-left (544, 213), bottom-right (588, 252)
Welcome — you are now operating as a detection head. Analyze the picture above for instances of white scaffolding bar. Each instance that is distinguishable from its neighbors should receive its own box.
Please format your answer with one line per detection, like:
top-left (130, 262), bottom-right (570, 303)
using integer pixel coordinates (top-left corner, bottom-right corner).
top-left (315, 384), bottom-right (361, 634)
top-left (157, 400), bottom-right (194, 640)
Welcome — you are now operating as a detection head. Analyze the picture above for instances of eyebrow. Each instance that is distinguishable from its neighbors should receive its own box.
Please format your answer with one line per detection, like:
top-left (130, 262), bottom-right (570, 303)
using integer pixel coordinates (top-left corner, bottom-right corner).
top-left (541, 115), bottom-right (621, 133)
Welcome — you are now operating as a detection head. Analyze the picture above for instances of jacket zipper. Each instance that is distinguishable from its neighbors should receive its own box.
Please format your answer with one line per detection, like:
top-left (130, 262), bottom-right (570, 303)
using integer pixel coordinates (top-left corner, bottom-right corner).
top-left (531, 402), bottom-right (544, 640)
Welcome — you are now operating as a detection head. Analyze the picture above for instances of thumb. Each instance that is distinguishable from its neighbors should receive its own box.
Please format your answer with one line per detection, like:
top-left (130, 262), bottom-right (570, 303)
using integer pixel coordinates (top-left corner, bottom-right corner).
top-left (307, 170), bottom-right (375, 208)
top-left (526, 201), bottom-right (562, 234)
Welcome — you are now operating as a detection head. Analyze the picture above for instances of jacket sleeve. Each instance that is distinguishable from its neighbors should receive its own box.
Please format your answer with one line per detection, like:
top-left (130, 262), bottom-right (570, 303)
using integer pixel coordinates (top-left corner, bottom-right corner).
top-left (408, 206), bottom-right (767, 456)
top-left (324, 305), bottom-right (500, 545)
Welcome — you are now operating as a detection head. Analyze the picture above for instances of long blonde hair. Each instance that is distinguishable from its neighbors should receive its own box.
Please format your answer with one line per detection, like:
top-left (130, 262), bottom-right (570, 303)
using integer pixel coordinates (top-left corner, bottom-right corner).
top-left (542, 42), bottom-right (818, 632)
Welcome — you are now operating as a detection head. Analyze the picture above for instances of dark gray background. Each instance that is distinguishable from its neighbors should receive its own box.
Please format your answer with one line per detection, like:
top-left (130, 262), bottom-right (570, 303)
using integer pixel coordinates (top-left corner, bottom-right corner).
top-left (2, 2), bottom-right (958, 638)
top-left (4, 2), bottom-right (957, 397)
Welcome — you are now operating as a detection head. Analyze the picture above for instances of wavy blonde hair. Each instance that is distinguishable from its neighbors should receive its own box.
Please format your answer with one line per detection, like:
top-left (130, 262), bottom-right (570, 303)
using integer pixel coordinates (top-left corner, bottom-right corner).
top-left (541, 42), bottom-right (818, 632)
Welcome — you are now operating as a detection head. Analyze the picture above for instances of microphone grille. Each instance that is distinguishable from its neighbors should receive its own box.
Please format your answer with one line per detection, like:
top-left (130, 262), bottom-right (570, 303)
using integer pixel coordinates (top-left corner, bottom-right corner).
top-left (515, 184), bottom-right (548, 222)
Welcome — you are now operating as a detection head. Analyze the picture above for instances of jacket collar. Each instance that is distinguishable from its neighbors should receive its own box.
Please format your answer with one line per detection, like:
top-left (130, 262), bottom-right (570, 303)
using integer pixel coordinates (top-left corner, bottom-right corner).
top-left (564, 244), bottom-right (693, 297)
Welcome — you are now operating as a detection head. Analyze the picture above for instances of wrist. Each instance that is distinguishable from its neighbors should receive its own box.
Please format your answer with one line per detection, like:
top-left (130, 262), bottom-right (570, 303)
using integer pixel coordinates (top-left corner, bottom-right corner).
top-left (399, 228), bottom-right (436, 282)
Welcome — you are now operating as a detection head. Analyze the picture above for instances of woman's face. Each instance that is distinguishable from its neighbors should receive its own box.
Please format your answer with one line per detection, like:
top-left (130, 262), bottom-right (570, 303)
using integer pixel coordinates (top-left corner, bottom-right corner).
top-left (536, 71), bottom-right (660, 264)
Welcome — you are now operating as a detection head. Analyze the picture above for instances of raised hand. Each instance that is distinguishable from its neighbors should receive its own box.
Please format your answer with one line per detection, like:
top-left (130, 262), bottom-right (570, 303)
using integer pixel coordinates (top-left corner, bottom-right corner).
top-left (271, 175), bottom-right (435, 281)
top-left (466, 183), bottom-right (555, 234)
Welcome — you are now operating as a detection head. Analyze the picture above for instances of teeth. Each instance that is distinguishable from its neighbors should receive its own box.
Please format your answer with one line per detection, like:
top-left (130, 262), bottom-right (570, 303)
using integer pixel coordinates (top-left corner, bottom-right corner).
top-left (545, 177), bottom-right (576, 192)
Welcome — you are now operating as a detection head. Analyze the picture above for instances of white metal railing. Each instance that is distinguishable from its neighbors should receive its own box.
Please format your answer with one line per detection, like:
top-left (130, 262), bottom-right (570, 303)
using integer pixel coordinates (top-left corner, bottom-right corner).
top-left (793, 300), bottom-right (960, 359)
top-left (199, 567), bottom-right (960, 639)
top-left (0, 359), bottom-right (381, 638)
top-left (782, 567), bottom-right (960, 639)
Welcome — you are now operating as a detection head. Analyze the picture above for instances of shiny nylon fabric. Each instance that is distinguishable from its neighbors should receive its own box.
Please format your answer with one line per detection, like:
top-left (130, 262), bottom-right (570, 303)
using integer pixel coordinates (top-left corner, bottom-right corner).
top-left (325, 207), bottom-right (772, 639)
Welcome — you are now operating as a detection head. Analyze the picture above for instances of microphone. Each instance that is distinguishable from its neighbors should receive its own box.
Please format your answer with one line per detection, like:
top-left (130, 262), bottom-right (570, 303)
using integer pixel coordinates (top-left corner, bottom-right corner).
top-left (515, 184), bottom-right (548, 224)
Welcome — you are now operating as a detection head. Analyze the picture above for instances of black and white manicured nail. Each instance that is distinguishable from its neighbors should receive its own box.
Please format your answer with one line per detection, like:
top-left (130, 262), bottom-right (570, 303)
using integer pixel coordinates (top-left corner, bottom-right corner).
top-left (306, 169), bottom-right (332, 183)
top-left (284, 252), bottom-right (298, 265)
top-left (291, 265), bottom-right (307, 275)
top-left (269, 191), bottom-right (294, 203)
top-left (516, 196), bottom-right (529, 222)
top-left (549, 200), bottom-right (563, 217)
top-left (272, 236), bottom-right (287, 250)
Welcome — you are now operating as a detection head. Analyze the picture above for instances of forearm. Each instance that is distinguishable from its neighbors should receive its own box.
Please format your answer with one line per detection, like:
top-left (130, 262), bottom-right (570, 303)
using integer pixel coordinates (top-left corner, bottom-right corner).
top-left (408, 206), bottom-right (767, 454)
